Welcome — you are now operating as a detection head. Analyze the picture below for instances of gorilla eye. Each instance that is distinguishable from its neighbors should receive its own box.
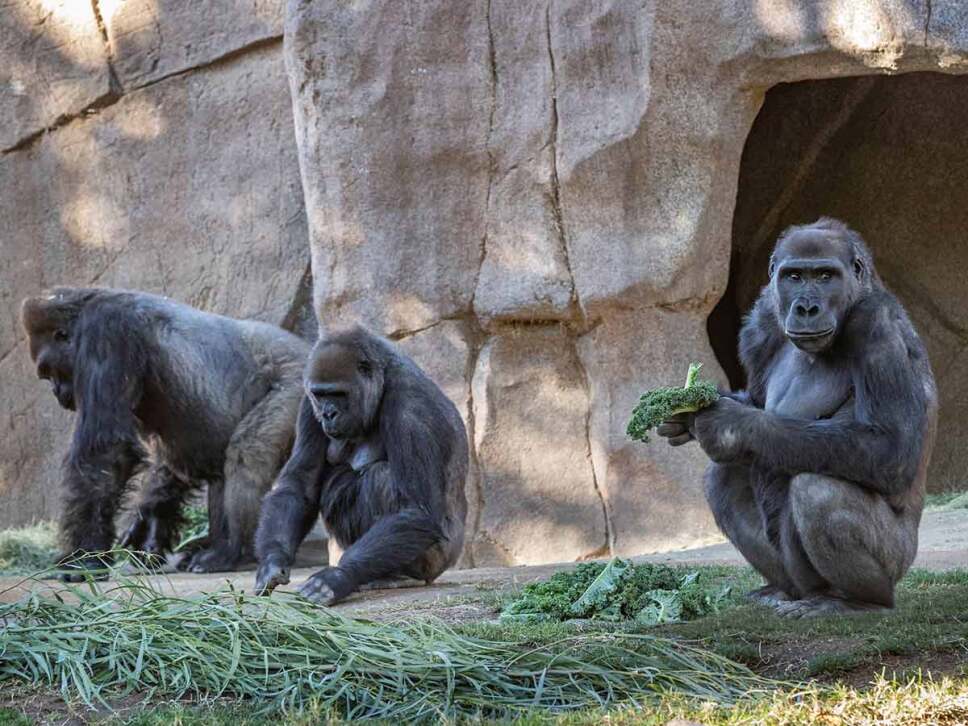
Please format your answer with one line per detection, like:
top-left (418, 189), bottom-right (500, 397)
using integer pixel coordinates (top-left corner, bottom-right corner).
top-left (785, 272), bottom-right (802, 282)
top-left (53, 329), bottom-right (69, 342)
top-left (819, 272), bottom-right (832, 282)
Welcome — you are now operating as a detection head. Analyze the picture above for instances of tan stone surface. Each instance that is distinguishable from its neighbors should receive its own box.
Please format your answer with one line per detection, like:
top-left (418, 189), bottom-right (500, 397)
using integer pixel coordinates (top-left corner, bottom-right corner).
top-left (103, 0), bottom-right (284, 89)
top-left (0, 43), bottom-right (307, 529)
top-left (287, 0), bottom-right (968, 566)
top-left (0, 0), bottom-right (111, 150)
top-left (471, 327), bottom-right (607, 565)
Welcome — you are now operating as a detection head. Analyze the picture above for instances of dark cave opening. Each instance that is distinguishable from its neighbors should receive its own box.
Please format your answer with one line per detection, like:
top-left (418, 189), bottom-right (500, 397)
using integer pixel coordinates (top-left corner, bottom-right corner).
top-left (710, 72), bottom-right (968, 492)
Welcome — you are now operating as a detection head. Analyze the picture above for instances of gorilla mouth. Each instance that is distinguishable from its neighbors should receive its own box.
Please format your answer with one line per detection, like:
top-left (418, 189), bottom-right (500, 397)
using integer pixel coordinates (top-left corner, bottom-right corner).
top-left (786, 328), bottom-right (835, 341)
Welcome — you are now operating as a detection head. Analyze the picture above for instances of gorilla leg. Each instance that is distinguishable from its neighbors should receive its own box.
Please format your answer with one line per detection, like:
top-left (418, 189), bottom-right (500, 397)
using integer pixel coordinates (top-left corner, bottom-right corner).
top-left (119, 464), bottom-right (193, 563)
top-left (187, 384), bottom-right (301, 573)
top-left (704, 463), bottom-right (796, 603)
top-left (299, 463), bottom-right (444, 605)
top-left (774, 473), bottom-right (917, 617)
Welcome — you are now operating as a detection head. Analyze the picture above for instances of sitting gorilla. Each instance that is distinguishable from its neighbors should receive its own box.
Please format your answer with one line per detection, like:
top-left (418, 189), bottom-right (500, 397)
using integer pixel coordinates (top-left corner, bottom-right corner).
top-left (254, 326), bottom-right (468, 605)
top-left (660, 218), bottom-right (937, 617)
top-left (21, 287), bottom-right (310, 578)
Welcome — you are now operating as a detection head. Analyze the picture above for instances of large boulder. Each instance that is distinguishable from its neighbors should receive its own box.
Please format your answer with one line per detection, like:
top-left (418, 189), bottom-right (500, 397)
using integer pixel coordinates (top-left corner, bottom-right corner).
top-left (288, 0), bottom-right (968, 565)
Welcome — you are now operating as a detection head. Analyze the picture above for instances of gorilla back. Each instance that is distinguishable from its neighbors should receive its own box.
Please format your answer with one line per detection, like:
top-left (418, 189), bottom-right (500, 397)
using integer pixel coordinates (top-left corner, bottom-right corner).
top-left (254, 326), bottom-right (468, 606)
top-left (21, 287), bottom-right (310, 578)
top-left (658, 218), bottom-right (937, 617)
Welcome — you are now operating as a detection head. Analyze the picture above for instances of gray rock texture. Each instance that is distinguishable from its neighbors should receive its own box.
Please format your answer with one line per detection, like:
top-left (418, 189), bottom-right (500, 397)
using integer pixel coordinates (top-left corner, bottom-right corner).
top-left (0, 9), bottom-right (308, 530)
top-left (5, 0), bottom-right (968, 564)
top-left (287, 0), bottom-right (968, 564)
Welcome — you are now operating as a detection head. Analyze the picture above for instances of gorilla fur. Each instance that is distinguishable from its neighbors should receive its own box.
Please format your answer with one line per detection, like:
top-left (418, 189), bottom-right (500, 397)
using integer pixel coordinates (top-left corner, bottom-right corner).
top-left (659, 218), bottom-right (937, 617)
top-left (254, 325), bottom-right (468, 606)
top-left (21, 287), bottom-right (310, 579)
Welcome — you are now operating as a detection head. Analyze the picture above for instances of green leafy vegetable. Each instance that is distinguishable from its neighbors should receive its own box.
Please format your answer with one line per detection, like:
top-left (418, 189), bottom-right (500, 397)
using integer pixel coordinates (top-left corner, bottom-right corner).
top-left (501, 557), bottom-right (737, 625)
top-left (626, 362), bottom-right (720, 442)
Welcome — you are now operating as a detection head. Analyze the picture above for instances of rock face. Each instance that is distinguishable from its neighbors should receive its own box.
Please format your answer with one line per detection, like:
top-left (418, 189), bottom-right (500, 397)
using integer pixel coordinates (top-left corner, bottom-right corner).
top-left (287, 0), bottom-right (968, 565)
top-left (0, 6), bottom-right (308, 530)
top-left (6, 0), bottom-right (968, 564)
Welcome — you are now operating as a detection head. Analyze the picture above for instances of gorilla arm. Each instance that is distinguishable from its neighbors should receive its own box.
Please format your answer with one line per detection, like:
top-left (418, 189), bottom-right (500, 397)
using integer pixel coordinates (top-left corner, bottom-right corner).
top-left (253, 396), bottom-right (327, 595)
top-left (691, 307), bottom-right (931, 496)
top-left (61, 304), bottom-right (148, 573)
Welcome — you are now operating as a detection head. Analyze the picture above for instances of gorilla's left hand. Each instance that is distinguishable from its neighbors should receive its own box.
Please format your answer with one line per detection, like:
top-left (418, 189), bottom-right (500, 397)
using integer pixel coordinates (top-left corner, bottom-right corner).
top-left (691, 397), bottom-right (751, 463)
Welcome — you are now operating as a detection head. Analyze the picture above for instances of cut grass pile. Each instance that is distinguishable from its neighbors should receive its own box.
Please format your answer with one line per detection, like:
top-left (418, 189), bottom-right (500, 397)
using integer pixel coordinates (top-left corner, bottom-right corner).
top-left (0, 575), bottom-right (774, 721)
top-left (0, 523), bottom-right (57, 575)
top-left (501, 559), bottom-right (753, 625)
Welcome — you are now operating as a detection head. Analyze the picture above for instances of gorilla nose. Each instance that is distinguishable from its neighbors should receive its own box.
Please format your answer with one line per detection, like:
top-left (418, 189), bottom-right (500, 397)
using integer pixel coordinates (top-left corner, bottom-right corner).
top-left (795, 301), bottom-right (820, 318)
top-left (322, 408), bottom-right (338, 422)
top-left (37, 361), bottom-right (52, 380)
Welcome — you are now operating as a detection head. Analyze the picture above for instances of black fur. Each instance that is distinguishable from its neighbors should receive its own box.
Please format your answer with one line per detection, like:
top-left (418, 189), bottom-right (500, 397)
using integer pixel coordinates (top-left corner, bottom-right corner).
top-left (254, 326), bottom-right (468, 605)
top-left (660, 218), bottom-right (937, 617)
top-left (21, 287), bottom-right (309, 580)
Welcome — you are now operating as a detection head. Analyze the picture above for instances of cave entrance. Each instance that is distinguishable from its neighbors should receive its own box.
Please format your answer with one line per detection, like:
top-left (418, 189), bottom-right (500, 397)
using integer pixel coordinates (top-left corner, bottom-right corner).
top-left (709, 72), bottom-right (968, 493)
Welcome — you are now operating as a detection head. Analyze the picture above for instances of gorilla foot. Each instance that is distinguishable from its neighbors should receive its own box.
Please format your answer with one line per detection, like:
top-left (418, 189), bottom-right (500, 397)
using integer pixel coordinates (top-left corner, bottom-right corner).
top-left (773, 595), bottom-right (891, 619)
top-left (747, 585), bottom-right (794, 607)
top-left (57, 553), bottom-right (112, 582)
top-left (298, 566), bottom-right (354, 606)
top-left (180, 546), bottom-right (244, 574)
top-left (358, 576), bottom-right (425, 592)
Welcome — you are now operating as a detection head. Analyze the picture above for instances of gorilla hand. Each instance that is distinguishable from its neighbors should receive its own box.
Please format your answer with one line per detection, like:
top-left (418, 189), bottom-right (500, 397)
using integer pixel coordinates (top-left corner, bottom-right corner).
top-left (691, 397), bottom-right (751, 463)
top-left (254, 556), bottom-right (290, 596)
top-left (656, 414), bottom-right (695, 447)
top-left (298, 566), bottom-right (354, 606)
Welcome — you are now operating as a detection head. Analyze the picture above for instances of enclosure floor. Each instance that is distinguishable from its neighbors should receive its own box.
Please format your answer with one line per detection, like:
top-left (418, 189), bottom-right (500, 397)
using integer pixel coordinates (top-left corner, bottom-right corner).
top-left (3, 509), bottom-right (966, 623)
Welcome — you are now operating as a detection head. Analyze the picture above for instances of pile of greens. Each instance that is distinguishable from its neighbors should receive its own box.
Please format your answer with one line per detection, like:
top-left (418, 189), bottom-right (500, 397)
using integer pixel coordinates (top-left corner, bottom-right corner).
top-left (501, 558), bottom-right (737, 626)
top-left (626, 362), bottom-right (719, 443)
top-left (0, 575), bottom-right (769, 719)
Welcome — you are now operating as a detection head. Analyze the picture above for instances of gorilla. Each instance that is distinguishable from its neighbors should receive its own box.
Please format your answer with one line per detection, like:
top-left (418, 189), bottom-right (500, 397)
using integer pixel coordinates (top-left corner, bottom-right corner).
top-left (21, 287), bottom-right (310, 579)
top-left (659, 218), bottom-right (937, 617)
top-left (254, 326), bottom-right (468, 606)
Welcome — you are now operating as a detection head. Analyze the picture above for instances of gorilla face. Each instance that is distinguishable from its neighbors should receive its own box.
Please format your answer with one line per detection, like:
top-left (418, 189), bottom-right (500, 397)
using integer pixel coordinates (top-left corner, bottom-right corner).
top-left (22, 297), bottom-right (77, 410)
top-left (770, 228), bottom-right (863, 354)
top-left (306, 340), bottom-right (383, 440)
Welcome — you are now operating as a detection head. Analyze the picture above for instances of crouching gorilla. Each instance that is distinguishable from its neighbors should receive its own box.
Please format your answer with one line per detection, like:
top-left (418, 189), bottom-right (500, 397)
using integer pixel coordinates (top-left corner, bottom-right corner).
top-left (21, 287), bottom-right (310, 579)
top-left (659, 218), bottom-right (937, 617)
top-left (254, 326), bottom-right (468, 605)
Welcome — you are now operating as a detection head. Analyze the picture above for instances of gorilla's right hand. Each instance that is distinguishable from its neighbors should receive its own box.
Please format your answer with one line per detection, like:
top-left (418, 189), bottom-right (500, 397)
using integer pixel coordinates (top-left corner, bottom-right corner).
top-left (657, 413), bottom-right (696, 447)
top-left (254, 557), bottom-right (290, 596)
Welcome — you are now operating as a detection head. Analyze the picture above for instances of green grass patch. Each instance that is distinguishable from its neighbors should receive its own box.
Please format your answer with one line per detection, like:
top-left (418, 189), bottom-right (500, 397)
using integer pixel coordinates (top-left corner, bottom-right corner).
top-left (926, 491), bottom-right (968, 511)
top-left (0, 574), bottom-right (773, 722)
top-left (0, 522), bottom-right (58, 575)
top-left (660, 568), bottom-right (968, 679)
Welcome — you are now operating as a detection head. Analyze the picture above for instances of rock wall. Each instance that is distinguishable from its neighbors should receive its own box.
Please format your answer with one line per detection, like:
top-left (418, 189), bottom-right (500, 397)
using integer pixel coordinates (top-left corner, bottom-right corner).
top-left (0, 1), bottom-right (310, 529)
top-left (5, 0), bottom-right (968, 564)
top-left (286, 0), bottom-right (968, 566)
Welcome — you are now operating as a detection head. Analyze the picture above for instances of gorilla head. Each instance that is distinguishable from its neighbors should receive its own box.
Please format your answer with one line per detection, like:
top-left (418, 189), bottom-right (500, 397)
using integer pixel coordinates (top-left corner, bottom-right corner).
top-left (21, 288), bottom-right (97, 411)
top-left (768, 217), bottom-right (877, 354)
top-left (305, 328), bottom-right (386, 440)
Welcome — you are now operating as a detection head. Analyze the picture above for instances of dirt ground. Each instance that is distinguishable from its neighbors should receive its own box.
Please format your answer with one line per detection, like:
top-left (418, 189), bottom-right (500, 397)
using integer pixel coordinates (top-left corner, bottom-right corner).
top-left (2, 508), bottom-right (966, 624)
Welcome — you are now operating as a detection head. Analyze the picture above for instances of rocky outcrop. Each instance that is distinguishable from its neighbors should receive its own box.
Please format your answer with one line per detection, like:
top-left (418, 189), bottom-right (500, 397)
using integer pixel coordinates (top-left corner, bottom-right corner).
top-left (287, 0), bottom-right (968, 564)
top-left (6, 0), bottom-right (968, 563)
top-left (0, 5), bottom-right (308, 529)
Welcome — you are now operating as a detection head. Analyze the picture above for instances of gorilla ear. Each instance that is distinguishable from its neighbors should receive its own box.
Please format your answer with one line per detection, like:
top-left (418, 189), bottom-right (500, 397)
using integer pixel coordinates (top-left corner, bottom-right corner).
top-left (853, 257), bottom-right (865, 281)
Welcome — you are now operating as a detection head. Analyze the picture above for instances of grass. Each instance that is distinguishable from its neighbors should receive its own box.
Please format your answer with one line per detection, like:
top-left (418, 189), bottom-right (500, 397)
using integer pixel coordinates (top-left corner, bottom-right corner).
top-left (0, 522), bottom-right (58, 575)
top-left (925, 491), bottom-right (968, 511)
top-left (658, 568), bottom-right (968, 680)
top-left (0, 571), bottom-right (774, 722)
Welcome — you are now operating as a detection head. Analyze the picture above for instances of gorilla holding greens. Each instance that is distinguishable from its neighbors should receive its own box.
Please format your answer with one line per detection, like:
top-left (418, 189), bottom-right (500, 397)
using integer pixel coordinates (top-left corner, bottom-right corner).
top-left (21, 287), bottom-right (310, 578)
top-left (660, 218), bottom-right (937, 617)
top-left (254, 326), bottom-right (468, 606)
